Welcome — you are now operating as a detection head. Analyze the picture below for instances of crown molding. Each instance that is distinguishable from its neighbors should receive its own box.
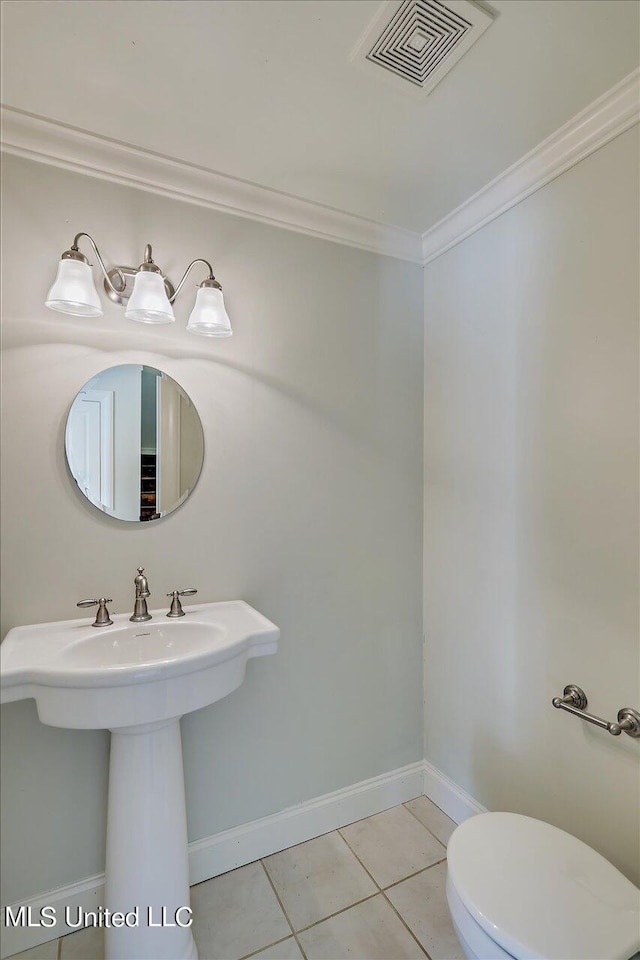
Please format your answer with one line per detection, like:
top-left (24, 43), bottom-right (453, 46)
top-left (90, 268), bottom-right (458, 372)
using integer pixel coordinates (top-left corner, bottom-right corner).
top-left (2, 69), bottom-right (638, 269)
top-left (421, 68), bottom-right (640, 265)
top-left (0, 106), bottom-right (423, 264)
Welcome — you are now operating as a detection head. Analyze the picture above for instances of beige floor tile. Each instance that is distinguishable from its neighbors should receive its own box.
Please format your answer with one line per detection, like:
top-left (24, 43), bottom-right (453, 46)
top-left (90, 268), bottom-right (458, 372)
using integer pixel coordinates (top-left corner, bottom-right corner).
top-left (340, 805), bottom-right (446, 888)
top-left (263, 832), bottom-right (376, 931)
top-left (246, 937), bottom-right (304, 960)
top-left (404, 796), bottom-right (456, 846)
top-left (6, 941), bottom-right (59, 960)
top-left (59, 925), bottom-right (104, 959)
top-left (298, 895), bottom-right (425, 960)
top-left (191, 860), bottom-right (291, 960)
top-left (386, 862), bottom-right (465, 960)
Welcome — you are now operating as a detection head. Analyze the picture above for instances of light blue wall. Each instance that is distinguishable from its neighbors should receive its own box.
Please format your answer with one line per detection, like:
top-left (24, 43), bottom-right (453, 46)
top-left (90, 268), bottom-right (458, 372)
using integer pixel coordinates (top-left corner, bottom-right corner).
top-left (423, 129), bottom-right (639, 884)
top-left (0, 155), bottom-right (424, 903)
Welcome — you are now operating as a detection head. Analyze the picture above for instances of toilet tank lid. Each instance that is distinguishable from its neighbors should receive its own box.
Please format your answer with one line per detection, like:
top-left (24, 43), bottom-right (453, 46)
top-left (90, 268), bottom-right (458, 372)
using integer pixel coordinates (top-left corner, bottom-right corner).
top-left (446, 812), bottom-right (640, 960)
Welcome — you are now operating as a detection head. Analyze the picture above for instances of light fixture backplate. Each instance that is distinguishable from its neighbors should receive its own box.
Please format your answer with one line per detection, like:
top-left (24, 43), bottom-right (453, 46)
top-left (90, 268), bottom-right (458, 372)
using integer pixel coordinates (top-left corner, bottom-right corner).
top-left (105, 267), bottom-right (175, 306)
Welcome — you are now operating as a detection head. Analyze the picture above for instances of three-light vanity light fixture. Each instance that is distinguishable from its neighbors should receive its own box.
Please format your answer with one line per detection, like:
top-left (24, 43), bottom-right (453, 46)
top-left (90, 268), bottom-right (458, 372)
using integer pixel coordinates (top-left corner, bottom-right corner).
top-left (45, 232), bottom-right (232, 337)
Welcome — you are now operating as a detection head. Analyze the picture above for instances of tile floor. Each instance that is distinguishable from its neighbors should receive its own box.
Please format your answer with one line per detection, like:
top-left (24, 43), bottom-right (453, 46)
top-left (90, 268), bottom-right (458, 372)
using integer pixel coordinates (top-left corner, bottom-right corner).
top-left (8, 797), bottom-right (463, 960)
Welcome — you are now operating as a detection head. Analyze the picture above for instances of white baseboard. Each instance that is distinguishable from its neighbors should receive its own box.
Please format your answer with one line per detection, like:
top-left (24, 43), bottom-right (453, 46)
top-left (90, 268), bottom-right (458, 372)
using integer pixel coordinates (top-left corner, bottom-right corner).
top-left (188, 759), bottom-right (424, 883)
top-left (1, 758), bottom-right (486, 958)
top-left (0, 873), bottom-right (105, 959)
top-left (0, 760), bottom-right (424, 958)
top-left (422, 759), bottom-right (487, 824)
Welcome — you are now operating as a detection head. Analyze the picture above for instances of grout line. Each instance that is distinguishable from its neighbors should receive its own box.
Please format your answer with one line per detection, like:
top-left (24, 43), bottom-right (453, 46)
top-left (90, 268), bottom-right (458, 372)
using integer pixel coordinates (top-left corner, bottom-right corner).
top-left (198, 805), bottom-right (446, 960)
top-left (382, 856), bottom-right (448, 892)
top-left (381, 888), bottom-right (434, 960)
top-left (335, 832), bottom-right (393, 896)
top-left (402, 793), bottom-right (460, 828)
top-left (239, 932), bottom-right (299, 960)
top-left (259, 860), bottom-right (308, 960)
top-left (337, 824), bottom-right (446, 893)
top-left (294, 891), bottom-right (380, 935)
top-left (338, 827), bottom-right (433, 960)
top-left (402, 800), bottom-right (452, 849)
top-left (56, 937), bottom-right (62, 960)
top-left (259, 859), bottom-right (298, 934)
top-left (336, 829), bottom-right (382, 891)
top-left (258, 828), bottom-right (421, 941)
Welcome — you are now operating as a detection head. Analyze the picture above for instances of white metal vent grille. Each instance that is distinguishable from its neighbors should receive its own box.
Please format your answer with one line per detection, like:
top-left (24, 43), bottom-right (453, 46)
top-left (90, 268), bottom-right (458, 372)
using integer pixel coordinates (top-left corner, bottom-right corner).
top-left (351, 0), bottom-right (494, 99)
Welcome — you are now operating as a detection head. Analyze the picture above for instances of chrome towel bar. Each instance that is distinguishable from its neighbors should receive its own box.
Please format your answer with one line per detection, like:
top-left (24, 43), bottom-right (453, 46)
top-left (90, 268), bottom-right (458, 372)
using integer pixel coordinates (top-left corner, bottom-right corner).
top-left (552, 685), bottom-right (640, 738)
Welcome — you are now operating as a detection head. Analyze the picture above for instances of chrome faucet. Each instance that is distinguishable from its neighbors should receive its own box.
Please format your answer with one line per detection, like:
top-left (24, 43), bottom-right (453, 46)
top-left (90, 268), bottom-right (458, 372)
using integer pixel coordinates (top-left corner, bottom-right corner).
top-left (130, 567), bottom-right (152, 622)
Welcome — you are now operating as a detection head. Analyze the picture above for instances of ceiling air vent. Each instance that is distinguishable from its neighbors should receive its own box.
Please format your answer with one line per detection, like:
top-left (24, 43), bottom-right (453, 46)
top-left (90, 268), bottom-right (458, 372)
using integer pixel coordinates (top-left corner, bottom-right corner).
top-left (351, 0), bottom-right (494, 99)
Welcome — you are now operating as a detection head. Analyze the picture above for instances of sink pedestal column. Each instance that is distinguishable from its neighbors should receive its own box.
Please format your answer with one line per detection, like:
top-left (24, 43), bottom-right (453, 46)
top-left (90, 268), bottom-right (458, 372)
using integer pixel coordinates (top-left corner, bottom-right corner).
top-left (105, 718), bottom-right (198, 960)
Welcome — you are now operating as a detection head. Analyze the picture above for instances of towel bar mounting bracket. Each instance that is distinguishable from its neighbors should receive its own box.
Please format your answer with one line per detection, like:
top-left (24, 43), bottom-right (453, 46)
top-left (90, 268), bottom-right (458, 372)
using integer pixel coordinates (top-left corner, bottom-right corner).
top-left (552, 685), bottom-right (640, 738)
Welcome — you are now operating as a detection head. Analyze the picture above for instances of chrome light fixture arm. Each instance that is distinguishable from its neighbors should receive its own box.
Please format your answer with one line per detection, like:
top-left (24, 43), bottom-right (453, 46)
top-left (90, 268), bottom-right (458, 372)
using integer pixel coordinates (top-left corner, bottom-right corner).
top-left (69, 232), bottom-right (126, 296)
top-left (170, 258), bottom-right (221, 303)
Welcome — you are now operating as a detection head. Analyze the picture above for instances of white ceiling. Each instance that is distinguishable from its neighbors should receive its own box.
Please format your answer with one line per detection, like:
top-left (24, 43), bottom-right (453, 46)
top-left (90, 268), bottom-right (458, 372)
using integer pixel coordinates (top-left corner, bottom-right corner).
top-left (2, 0), bottom-right (638, 233)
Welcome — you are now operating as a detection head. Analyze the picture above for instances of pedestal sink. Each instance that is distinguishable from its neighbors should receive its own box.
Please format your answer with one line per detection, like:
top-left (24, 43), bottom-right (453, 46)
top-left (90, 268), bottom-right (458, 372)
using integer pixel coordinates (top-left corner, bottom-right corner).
top-left (0, 601), bottom-right (279, 960)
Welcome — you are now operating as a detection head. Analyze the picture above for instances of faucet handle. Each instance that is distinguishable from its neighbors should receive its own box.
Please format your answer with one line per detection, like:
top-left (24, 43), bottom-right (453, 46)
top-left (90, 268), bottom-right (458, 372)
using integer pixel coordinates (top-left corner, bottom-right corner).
top-left (165, 589), bottom-right (197, 618)
top-left (77, 597), bottom-right (113, 627)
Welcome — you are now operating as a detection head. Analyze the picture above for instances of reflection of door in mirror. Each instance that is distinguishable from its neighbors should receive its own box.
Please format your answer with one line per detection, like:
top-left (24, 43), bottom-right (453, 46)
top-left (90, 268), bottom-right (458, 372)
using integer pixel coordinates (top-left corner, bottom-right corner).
top-left (66, 389), bottom-right (114, 510)
top-left (78, 367), bottom-right (142, 520)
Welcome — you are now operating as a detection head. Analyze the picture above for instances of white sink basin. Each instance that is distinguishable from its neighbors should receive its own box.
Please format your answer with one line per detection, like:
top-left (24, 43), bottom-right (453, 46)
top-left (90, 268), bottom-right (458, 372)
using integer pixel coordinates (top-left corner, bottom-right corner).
top-left (58, 620), bottom-right (226, 668)
top-left (0, 600), bottom-right (278, 729)
top-left (1, 600), bottom-right (279, 960)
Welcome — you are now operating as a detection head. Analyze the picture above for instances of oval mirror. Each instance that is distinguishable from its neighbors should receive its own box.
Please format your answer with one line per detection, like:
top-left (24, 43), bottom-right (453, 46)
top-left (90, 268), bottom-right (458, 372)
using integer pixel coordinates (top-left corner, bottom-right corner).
top-left (65, 365), bottom-right (204, 522)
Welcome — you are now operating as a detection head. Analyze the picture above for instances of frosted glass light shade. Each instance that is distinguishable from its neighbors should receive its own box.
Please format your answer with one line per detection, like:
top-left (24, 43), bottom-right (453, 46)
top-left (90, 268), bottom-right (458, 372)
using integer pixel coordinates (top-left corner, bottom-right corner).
top-left (125, 271), bottom-right (175, 324)
top-left (45, 258), bottom-right (103, 317)
top-left (187, 286), bottom-right (232, 337)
